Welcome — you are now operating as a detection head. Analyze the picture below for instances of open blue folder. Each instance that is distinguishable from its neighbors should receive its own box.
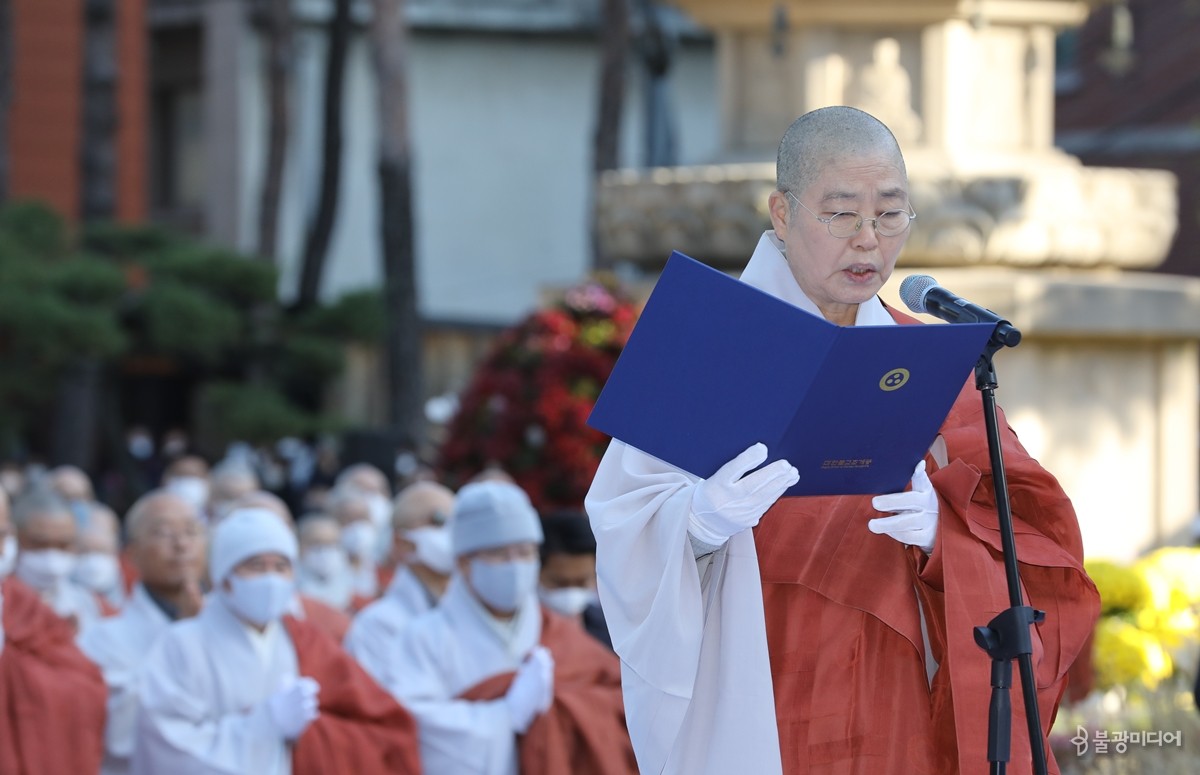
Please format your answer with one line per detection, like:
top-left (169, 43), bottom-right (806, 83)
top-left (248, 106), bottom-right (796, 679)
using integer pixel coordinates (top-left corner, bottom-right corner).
top-left (587, 252), bottom-right (997, 496)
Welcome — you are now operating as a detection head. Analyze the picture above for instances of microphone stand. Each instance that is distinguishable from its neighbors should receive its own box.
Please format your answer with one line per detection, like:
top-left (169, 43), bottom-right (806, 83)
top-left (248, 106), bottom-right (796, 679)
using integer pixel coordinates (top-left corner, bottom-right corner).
top-left (970, 332), bottom-right (1048, 775)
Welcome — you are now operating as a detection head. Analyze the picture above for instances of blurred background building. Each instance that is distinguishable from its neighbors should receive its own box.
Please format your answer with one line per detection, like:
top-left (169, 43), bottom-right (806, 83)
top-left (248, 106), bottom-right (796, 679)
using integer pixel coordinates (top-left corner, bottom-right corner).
top-left (3, 0), bottom-right (1198, 559)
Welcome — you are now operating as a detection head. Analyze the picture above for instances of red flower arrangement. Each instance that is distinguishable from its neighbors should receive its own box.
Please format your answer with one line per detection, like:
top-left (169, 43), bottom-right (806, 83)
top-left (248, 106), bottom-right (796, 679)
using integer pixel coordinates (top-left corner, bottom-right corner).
top-left (437, 279), bottom-right (639, 512)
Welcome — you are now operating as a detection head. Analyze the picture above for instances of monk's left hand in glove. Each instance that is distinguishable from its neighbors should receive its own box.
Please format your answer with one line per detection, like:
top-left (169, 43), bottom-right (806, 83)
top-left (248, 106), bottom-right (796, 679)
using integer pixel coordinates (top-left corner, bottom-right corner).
top-left (867, 460), bottom-right (938, 554)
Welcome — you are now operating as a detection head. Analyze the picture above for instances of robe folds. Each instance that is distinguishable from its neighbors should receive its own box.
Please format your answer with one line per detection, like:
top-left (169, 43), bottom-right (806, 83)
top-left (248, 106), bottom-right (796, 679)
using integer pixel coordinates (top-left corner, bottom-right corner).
top-left (458, 607), bottom-right (638, 775)
top-left (133, 594), bottom-right (302, 775)
top-left (585, 231), bottom-right (1100, 775)
top-left (756, 341), bottom-right (1100, 774)
top-left (285, 616), bottom-right (423, 775)
top-left (78, 584), bottom-right (174, 775)
top-left (345, 566), bottom-right (437, 685)
top-left (298, 594), bottom-right (352, 643)
top-left (0, 576), bottom-right (107, 775)
top-left (381, 577), bottom-right (543, 775)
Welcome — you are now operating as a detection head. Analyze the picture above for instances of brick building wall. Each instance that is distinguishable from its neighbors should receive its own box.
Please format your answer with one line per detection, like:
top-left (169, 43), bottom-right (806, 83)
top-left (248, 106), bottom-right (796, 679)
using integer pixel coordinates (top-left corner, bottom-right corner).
top-left (7, 0), bottom-right (146, 222)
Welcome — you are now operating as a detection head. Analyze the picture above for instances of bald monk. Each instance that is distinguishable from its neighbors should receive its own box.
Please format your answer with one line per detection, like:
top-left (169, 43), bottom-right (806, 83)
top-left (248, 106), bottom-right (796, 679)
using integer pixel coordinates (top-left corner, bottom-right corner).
top-left (345, 481), bottom-right (457, 683)
top-left (79, 490), bottom-right (207, 775)
top-left (0, 486), bottom-right (108, 775)
top-left (585, 106), bottom-right (1100, 775)
top-left (383, 481), bottom-right (636, 775)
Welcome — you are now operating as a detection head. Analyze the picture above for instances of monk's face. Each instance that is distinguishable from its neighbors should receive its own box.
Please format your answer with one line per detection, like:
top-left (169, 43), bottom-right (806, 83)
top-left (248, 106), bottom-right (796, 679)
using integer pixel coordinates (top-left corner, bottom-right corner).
top-left (539, 552), bottom-right (597, 591)
top-left (18, 510), bottom-right (76, 552)
top-left (768, 149), bottom-right (911, 326)
top-left (130, 495), bottom-right (206, 588)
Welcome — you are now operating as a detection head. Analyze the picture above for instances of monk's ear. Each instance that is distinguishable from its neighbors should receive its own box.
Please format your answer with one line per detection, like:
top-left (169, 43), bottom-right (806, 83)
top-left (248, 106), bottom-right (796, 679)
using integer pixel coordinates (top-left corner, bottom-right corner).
top-left (768, 190), bottom-right (790, 237)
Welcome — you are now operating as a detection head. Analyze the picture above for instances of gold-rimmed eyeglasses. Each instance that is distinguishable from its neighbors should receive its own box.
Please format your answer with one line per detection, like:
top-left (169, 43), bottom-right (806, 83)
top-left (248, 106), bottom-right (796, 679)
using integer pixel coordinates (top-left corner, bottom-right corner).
top-left (786, 191), bottom-right (916, 239)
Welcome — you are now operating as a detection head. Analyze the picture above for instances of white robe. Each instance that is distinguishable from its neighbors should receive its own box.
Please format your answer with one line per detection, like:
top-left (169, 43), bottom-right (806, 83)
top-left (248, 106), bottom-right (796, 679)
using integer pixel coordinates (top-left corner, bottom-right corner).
top-left (344, 566), bottom-right (436, 685)
top-left (131, 593), bottom-right (299, 775)
top-left (77, 584), bottom-right (173, 775)
top-left (28, 577), bottom-right (102, 630)
top-left (297, 565), bottom-right (354, 611)
top-left (382, 576), bottom-right (541, 775)
top-left (584, 232), bottom-right (896, 775)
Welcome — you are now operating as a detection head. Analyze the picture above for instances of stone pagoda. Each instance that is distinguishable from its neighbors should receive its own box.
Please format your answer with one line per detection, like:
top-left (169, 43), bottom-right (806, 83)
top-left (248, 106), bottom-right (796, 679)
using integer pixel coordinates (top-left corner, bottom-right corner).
top-left (596, 0), bottom-right (1200, 561)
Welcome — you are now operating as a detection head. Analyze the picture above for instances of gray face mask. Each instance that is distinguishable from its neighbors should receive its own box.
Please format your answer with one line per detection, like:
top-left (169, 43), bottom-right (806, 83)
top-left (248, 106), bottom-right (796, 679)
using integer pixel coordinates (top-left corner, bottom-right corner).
top-left (468, 558), bottom-right (540, 613)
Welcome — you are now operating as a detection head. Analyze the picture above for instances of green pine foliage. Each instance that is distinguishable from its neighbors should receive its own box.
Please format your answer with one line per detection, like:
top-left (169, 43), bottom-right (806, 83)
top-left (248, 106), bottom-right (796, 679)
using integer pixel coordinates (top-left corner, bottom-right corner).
top-left (0, 200), bottom-right (377, 453)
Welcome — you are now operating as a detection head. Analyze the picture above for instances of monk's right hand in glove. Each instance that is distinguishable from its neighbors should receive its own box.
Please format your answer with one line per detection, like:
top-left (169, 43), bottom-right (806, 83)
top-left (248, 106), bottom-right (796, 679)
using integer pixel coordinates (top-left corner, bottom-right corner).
top-left (689, 443), bottom-right (799, 546)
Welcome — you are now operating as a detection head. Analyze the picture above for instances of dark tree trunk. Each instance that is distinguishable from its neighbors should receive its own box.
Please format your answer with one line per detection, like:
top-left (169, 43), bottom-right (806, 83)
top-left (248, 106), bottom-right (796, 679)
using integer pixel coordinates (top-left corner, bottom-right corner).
top-left (369, 0), bottom-right (423, 442)
top-left (296, 0), bottom-right (352, 308)
top-left (81, 0), bottom-right (118, 220)
top-left (0, 0), bottom-right (12, 204)
top-left (56, 0), bottom-right (119, 471)
top-left (257, 0), bottom-right (293, 262)
top-left (590, 0), bottom-right (630, 271)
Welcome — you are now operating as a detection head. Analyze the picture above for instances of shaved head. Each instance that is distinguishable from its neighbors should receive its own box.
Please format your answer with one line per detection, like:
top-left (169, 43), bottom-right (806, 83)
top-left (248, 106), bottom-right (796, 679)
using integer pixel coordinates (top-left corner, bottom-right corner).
top-left (392, 481), bottom-right (455, 532)
top-left (776, 106), bottom-right (905, 206)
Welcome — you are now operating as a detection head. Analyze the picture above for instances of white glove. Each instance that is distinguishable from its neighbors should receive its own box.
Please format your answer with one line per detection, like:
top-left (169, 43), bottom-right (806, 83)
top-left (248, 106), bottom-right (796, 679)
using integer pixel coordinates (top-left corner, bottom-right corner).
top-left (689, 443), bottom-right (799, 546)
top-left (868, 460), bottom-right (939, 554)
top-left (505, 645), bottom-right (555, 733)
top-left (265, 676), bottom-right (321, 740)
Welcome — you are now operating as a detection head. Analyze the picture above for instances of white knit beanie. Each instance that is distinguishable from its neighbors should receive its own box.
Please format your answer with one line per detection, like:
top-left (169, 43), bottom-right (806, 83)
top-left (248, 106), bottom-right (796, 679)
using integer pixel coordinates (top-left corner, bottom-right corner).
top-left (208, 507), bottom-right (298, 584)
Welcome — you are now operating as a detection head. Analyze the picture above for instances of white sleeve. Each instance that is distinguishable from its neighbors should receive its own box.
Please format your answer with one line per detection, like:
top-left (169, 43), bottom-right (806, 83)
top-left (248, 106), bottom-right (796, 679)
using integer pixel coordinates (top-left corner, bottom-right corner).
top-left (585, 440), bottom-right (783, 775)
top-left (76, 626), bottom-right (139, 762)
top-left (343, 607), bottom-right (392, 686)
top-left (584, 441), bottom-right (709, 765)
top-left (386, 636), bottom-right (516, 775)
top-left (131, 635), bottom-right (287, 775)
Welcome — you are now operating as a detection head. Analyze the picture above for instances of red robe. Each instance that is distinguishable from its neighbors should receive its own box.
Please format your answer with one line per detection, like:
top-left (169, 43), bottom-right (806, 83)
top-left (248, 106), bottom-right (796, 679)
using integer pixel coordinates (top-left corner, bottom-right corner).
top-left (0, 577), bottom-right (107, 775)
top-left (299, 594), bottom-right (352, 643)
top-left (460, 608), bottom-right (638, 775)
top-left (285, 615), bottom-right (423, 775)
top-left (754, 308), bottom-right (1100, 774)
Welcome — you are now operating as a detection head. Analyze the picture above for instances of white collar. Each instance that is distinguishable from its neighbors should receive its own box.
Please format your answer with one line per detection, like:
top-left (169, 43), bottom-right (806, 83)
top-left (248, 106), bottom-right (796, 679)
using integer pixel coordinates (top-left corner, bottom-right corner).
top-left (738, 232), bottom-right (895, 327)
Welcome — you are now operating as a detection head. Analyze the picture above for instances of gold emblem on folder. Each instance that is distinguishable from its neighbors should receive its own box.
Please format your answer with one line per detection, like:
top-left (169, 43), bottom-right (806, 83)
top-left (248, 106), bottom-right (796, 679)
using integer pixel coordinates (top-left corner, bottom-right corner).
top-left (879, 368), bottom-right (910, 391)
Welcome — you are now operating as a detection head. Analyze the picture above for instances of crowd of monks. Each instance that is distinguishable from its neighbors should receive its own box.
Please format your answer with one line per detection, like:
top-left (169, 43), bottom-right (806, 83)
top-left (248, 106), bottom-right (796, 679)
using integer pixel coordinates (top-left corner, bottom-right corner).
top-left (0, 452), bottom-right (635, 775)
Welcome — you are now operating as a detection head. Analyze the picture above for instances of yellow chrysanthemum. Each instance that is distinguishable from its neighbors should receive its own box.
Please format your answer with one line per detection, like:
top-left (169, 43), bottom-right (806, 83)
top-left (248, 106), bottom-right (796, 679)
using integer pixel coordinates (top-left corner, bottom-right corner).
top-left (1132, 547), bottom-right (1200, 611)
top-left (1135, 605), bottom-right (1200, 652)
top-left (1092, 616), bottom-right (1174, 691)
top-left (1085, 558), bottom-right (1151, 615)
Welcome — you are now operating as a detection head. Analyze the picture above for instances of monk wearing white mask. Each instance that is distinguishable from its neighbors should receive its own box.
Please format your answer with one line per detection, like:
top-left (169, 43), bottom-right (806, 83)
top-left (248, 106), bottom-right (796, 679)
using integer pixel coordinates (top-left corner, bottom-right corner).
top-left (133, 507), bottom-right (421, 775)
top-left (345, 480), bottom-right (456, 682)
top-left (383, 481), bottom-right (636, 775)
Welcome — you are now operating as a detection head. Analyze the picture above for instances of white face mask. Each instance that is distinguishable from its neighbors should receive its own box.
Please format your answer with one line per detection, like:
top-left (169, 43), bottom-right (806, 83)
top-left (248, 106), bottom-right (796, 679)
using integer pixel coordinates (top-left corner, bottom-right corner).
top-left (539, 585), bottom-right (597, 617)
top-left (16, 549), bottom-right (77, 591)
top-left (468, 558), bottom-right (539, 613)
top-left (0, 535), bottom-right (16, 578)
top-left (223, 573), bottom-right (295, 626)
top-left (167, 476), bottom-right (210, 513)
top-left (405, 526), bottom-right (454, 575)
top-left (367, 494), bottom-right (392, 530)
top-left (301, 545), bottom-right (347, 581)
top-left (340, 521), bottom-right (377, 560)
top-left (73, 552), bottom-right (121, 593)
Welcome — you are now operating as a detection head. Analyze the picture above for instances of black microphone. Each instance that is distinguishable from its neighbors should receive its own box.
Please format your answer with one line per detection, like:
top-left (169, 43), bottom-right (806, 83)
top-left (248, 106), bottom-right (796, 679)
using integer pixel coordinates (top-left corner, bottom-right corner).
top-left (899, 274), bottom-right (1022, 348)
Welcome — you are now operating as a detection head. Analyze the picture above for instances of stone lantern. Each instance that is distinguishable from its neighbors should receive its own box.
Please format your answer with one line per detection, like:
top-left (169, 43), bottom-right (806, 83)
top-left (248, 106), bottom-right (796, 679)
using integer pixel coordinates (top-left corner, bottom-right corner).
top-left (596, 0), bottom-right (1200, 560)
